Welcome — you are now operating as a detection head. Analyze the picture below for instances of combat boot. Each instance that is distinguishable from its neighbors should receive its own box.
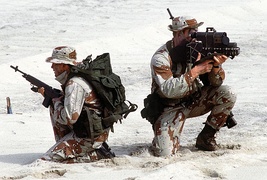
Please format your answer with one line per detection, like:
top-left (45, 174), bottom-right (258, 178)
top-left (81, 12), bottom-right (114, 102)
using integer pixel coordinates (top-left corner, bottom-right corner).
top-left (96, 142), bottom-right (115, 159)
top-left (195, 124), bottom-right (218, 151)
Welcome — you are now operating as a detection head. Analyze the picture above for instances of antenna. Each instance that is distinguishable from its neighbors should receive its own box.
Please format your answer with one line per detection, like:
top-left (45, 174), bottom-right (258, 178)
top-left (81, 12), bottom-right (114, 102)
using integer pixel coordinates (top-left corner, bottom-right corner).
top-left (167, 8), bottom-right (174, 20)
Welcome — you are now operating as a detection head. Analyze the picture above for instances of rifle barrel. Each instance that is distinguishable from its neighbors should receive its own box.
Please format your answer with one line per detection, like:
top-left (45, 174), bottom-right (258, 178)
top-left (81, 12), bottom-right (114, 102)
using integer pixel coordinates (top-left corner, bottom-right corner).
top-left (10, 65), bottom-right (27, 76)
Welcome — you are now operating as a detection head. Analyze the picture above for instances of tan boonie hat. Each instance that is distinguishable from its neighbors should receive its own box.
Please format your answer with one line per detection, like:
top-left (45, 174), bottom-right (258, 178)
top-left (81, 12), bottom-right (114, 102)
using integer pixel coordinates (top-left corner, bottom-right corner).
top-left (168, 16), bottom-right (204, 31)
top-left (46, 46), bottom-right (77, 65)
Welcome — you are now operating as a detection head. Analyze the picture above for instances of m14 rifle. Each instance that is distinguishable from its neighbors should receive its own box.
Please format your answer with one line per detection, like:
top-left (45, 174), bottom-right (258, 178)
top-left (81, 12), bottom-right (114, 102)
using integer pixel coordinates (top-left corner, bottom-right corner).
top-left (10, 65), bottom-right (62, 108)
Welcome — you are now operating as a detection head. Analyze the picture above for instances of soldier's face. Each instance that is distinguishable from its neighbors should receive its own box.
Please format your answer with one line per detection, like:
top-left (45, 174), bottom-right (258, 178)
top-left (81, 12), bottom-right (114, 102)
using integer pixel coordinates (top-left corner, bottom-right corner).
top-left (183, 28), bottom-right (198, 42)
top-left (51, 63), bottom-right (69, 77)
top-left (173, 28), bottom-right (198, 47)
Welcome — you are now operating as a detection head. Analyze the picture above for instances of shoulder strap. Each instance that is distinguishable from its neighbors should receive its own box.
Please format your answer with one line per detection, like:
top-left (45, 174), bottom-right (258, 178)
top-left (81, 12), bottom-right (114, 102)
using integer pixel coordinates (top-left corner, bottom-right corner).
top-left (166, 40), bottom-right (173, 52)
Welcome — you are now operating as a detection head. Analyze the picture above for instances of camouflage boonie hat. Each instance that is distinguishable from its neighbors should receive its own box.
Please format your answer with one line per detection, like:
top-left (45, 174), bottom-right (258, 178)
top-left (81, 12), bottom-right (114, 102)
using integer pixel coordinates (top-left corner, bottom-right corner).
top-left (168, 16), bottom-right (204, 31)
top-left (46, 46), bottom-right (77, 65)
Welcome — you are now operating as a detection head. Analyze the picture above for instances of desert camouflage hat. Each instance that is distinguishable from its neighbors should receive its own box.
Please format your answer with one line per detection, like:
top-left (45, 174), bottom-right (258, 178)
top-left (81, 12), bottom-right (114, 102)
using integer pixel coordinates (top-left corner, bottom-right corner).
top-left (46, 46), bottom-right (77, 65)
top-left (168, 16), bottom-right (204, 31)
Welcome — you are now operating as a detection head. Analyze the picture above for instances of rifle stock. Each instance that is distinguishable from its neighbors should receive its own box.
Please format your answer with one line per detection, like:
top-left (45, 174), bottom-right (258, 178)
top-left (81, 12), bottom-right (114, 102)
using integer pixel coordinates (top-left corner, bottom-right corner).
top-left (10, 65), bottom-right (62, 108)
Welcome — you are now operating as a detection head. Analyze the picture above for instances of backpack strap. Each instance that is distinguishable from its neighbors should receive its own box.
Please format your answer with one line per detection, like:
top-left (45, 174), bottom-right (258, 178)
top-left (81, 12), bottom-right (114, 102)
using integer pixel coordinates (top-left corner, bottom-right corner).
top-left (123, 100), bottom-right (138, 118)
top-left (84, 107), bottom-right (95, 143)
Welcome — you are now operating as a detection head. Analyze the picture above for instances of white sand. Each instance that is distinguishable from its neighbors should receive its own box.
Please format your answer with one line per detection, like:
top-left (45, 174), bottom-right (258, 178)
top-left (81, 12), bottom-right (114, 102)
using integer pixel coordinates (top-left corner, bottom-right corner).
top-left (0, 0), bottom-right (267, 179)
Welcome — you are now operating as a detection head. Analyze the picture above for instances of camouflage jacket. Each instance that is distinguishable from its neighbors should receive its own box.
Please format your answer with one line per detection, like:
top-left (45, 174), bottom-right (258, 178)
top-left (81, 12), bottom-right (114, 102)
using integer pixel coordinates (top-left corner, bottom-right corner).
top-left (150, 44), bottom-right (225, 104)
top-left (151, 43), bottom-right (224, 105)
top-left (50, 75), bottom-right (102, 127)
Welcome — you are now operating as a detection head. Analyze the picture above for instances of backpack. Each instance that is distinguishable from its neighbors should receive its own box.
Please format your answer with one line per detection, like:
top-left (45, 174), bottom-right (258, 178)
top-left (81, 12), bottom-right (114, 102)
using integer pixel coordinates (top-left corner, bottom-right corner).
top-left (70, 53), bottom-right (137, 135)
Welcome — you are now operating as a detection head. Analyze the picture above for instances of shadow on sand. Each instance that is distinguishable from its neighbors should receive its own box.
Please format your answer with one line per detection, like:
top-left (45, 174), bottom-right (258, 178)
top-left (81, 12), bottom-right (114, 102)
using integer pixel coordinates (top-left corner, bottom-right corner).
top-left (0, 153), bottom-right (43, 165)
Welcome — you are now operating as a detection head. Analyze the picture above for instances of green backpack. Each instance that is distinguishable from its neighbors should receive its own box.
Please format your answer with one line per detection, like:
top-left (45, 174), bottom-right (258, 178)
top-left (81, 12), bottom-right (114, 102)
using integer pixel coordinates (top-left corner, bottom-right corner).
top-left (70, 53), bottom-right (137, 135)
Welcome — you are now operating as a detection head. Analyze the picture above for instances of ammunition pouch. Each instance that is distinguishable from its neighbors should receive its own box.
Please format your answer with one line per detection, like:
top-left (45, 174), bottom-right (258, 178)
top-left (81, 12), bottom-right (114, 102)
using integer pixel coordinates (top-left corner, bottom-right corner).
top-left (141, 92), bottom-right (200, 124)
top-left (141, 93), bottom-right (165, 124)
top-left (73, 108), bottom-right (104, 138)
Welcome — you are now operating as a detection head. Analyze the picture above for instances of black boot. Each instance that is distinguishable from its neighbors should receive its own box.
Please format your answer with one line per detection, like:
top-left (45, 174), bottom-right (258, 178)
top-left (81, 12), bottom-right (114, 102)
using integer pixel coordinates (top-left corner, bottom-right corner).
top-left (196, 124), bottom-right (218, 151)
top-left (95, 142), bottom-right (115, 159)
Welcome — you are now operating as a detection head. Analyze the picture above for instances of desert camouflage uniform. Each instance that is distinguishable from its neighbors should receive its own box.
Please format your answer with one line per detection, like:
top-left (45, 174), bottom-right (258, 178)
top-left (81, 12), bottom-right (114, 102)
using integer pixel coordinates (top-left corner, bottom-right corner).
top-left (41, 74), bottom-right (110, 163)
top-left (150, 43), bottom-right (237, 156)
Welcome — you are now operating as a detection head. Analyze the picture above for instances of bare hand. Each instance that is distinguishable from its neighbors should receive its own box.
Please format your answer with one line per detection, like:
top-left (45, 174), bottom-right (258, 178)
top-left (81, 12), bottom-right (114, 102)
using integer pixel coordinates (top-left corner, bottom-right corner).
top-left (38, 87), bottom-right (45, 97)
top-left (213, 54), bottom-right (228, 66)
top-left (191, 53), bottom-right (214, 77)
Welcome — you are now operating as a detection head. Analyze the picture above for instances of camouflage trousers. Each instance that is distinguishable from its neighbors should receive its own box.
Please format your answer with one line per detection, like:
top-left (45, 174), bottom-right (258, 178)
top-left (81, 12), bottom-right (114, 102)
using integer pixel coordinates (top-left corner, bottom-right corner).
top-left (152, 85), bottom-right (237, 156)
top-left (41, 110), bottom-right (110, 163)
